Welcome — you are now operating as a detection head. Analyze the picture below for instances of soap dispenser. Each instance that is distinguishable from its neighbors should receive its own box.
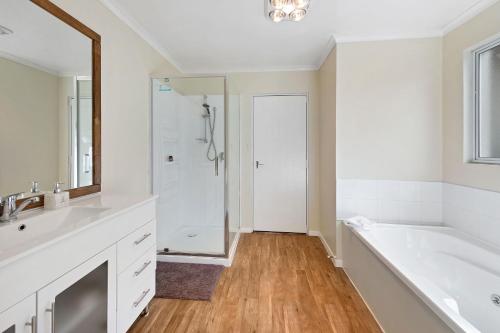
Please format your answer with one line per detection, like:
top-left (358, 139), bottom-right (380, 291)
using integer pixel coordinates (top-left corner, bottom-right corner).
top-left (44, 182), bottom-right (70, 210)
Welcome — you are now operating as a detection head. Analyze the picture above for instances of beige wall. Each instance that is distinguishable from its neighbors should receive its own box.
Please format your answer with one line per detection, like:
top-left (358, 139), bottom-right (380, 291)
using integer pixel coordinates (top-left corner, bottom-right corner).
top-left (443, 1), bottom-right (500, 192)
top-left (54, 0), bottom-right (180, 195)
top-left (0, 57), bottom-right (60, 194)
top-left (336, 38), bottom-right (443, 182)
top-left (228, 71), bottom-right (321, 231)
top-left (319, 47), bottom-right (337, 252)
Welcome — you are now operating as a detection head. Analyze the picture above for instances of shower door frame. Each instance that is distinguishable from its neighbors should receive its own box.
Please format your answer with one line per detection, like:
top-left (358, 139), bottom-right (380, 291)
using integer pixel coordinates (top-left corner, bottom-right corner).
top-left (150, 75), bottom-right (230, 258)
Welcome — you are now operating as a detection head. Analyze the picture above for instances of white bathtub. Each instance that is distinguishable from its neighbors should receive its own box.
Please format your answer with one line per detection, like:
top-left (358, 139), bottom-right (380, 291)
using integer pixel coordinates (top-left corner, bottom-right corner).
top-left (346, 223), bottom-right (500, 333)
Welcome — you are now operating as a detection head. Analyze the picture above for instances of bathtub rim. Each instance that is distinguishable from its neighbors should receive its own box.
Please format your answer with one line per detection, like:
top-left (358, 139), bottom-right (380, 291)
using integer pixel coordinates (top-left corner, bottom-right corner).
top-left (345, 222), bottom-right (485, 333)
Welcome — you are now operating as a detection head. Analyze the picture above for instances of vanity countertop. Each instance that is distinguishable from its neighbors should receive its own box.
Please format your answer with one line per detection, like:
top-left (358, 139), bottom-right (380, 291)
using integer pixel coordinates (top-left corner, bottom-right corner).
top-left (0, 193), bottom-right (157, 269)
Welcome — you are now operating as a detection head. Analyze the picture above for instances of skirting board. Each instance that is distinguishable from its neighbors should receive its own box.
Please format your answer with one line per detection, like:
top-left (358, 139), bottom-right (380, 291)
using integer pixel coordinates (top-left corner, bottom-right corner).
top-left (310, 230), bottom-right (343, 267)
top-left (157, 232), bottom-right (241, 267)
top-left (307, 230), bottom-right (321, 236)
top-left (239, 227), bottom-right (254, 233)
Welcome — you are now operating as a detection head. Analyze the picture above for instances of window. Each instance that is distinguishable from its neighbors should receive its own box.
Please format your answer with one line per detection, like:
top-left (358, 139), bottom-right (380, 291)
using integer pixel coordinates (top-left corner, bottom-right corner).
top-left (469, 37), bottom-right (500, 164)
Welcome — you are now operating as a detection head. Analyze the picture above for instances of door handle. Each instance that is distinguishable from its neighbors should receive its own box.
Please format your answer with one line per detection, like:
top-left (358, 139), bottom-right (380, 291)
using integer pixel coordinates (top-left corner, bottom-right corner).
top-left (84, 153), bottom-right (91, 174)
top-left (215, 155), bottom-right (219, 176)
top-left (26, 315), bottom-right (37, 333)
top-left (256, 161), bottom-right (264, 168)
top-left (46, 302), bottom-right (55, 333)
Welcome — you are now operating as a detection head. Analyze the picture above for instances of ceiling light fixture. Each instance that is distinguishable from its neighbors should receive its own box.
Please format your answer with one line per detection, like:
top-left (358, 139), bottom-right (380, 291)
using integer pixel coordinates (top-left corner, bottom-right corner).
top-left (289, 9), bottom-right (306, 22)
top-left (0, 24), bottom-right (13, 35)
top-left (269, 9), bottom-right (287, 23)
top-left (270, 0), bottom-right (288, 10)
top-left (267, 0), bottom-right (310, 23)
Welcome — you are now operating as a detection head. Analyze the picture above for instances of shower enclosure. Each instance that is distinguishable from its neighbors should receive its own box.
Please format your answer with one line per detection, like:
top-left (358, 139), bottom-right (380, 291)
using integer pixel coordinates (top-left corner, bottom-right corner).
top-left (152, 76), bottom-right (240, 259)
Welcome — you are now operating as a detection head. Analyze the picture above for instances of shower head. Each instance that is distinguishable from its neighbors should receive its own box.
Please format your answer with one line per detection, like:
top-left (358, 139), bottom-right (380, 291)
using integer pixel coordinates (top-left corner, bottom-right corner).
top-left (202, 97), bottom-right (210, 115)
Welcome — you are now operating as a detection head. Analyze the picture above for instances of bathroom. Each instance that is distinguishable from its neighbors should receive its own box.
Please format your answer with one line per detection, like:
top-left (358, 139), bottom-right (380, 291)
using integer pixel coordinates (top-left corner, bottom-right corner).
top-left (0, 0), bottom-right (499, 332)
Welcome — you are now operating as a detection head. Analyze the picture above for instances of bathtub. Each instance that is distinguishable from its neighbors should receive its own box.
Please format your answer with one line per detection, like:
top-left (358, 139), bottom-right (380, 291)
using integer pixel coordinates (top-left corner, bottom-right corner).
top-left (342, 223), bottom-right (500, 333)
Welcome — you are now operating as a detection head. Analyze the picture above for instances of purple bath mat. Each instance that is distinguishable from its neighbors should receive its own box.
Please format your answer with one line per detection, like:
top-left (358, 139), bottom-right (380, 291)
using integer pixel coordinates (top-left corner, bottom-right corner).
top-left (155, 262), bottom-right (224, 301)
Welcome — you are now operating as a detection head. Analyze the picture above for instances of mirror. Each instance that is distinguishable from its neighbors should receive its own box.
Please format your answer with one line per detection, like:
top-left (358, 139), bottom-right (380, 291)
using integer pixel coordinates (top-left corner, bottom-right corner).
top-left (0, 0), bottom-right (101, 203)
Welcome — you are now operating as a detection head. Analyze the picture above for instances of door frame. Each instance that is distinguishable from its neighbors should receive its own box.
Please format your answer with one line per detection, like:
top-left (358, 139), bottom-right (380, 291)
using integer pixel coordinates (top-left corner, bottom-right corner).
top-left (252, 93), bottom-right (309, 234)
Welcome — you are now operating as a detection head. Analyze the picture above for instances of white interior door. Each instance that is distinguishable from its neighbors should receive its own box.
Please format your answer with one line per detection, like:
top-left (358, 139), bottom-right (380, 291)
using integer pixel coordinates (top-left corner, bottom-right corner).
top-left (253, 95), bottom-right (307, 233)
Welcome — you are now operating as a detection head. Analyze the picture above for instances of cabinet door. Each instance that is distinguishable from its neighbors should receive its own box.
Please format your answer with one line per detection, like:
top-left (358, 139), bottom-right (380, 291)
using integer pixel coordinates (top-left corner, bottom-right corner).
top-left (37, 246), bottom-right (117, 333)
top-left (0, 295), bottom-right (36, 333)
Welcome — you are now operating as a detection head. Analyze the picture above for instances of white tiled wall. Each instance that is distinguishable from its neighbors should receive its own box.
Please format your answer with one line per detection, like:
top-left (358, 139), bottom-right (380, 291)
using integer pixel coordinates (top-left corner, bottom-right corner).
top-left (443, 183), bottom-right (500, 247)
top-left (337, 179), bottom-right (500, 248)
top-left (337, 179), bottom-right (443, 224)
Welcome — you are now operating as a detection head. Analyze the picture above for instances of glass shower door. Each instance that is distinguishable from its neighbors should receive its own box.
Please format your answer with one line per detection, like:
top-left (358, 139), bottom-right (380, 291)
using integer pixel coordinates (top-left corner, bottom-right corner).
top-left (152, 77), bottom-right (226, 255)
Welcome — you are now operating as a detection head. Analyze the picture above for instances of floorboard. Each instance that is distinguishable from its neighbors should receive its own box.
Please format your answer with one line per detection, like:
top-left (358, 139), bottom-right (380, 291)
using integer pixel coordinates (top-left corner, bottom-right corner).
top-left (129, 233), bottom-right (382, 333)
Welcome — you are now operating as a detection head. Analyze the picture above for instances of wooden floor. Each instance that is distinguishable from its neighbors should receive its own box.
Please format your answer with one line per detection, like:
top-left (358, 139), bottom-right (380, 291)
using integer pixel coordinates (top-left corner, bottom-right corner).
top-left (129, 233), bottom-right (382, 333)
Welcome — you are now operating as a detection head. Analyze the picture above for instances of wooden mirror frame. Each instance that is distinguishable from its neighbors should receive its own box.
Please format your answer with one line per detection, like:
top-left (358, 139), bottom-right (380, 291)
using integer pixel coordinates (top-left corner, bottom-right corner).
top-left (15, 0), bottom-right (101, 210)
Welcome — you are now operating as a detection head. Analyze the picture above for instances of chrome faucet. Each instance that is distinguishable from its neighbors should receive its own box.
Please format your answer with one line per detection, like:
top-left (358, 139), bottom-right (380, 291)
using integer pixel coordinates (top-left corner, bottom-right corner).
top-left (0, 193), bottom-right (40, 222)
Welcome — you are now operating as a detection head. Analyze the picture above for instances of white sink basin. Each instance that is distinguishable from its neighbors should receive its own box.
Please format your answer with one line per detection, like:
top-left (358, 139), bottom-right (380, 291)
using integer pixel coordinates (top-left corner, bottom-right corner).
top-left (0, 206), bottom-right (110, 257)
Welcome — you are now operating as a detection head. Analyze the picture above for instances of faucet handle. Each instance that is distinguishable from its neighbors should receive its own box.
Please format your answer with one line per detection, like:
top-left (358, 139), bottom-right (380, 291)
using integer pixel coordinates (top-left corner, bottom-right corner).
top-left (30, 181), bottom-right (40, 194)
top-left (3, 193), bottom-right (23, 201)
top-left (53, 182), bottom-right (64, 193)
top-left (0, 193), bottom-right (23, 207)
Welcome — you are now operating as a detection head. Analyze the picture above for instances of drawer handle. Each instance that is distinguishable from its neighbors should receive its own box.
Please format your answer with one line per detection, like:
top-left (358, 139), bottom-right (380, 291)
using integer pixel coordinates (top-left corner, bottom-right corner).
top-left (133, 288), bottom-right (151, 308)
top-left (134, 232), bottom-right (152, 245)
top-left (134, 260), bottom-right (152, 277)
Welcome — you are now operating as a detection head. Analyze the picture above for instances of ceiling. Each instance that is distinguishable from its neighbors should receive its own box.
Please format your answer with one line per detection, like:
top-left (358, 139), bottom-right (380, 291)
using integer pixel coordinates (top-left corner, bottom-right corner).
top-left (104, 0), bottom-right (498, 73)
top-left (0, 0), bottom-right (91, 76)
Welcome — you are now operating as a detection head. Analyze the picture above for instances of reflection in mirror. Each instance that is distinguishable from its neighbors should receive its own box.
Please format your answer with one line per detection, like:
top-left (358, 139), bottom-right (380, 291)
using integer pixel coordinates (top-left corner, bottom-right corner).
top-left (0, 0), bottom-right (93, 196)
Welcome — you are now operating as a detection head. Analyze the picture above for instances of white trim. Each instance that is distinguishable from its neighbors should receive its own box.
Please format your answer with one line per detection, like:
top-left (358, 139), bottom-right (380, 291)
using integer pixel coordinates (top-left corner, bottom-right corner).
top-left (312, 230), bottom-right (344, 268)
top-left (193, 65), bottom-right (319, 74)
top-left (239, 227), bottom-right (254, 233)
top-left (442, 0), bottom-right (500, 35)
top-left (157, 232), bottom-right (241, 267)
top-left (98, 0), bottom-right (183, 72)
top-left (227, 231), bottom-right (240, 266)
top-left (463, 32), bottom-right (500, 164)
top-left (307, 230), bottom-right (321, 236)
top-left (0, 51), bottom-right (60, 76)
top-left (315, 35), bottom-right (337, 69)
top-left (335, 31), bottom-right (443, 44)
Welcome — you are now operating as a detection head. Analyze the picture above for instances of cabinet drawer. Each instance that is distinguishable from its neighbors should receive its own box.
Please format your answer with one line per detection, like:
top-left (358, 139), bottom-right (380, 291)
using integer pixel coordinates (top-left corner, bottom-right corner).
top-left (117, 260), bottom-right (155, 333)
top-left (117, 220), bottom-right (156, 273)
top-left (118, 248), bottom-right (156, 294)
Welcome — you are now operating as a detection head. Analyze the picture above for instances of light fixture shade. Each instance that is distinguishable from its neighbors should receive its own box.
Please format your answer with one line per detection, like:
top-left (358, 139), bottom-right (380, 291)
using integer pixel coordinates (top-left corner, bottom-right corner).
top-left (269, 9), bottom-right (286, 22)
top-left (267, 0), bottom-right (310, 22)
top-left (289, 9), bottom-right (306, 21)
top-left (269, 0), bottom-right (288, 10)
top-left (292, 0), bottom-right (309, 9)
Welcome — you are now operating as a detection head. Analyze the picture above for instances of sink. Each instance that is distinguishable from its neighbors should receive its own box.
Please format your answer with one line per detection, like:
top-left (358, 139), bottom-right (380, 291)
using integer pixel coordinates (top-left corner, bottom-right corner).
top-left (0, 206), bottom-right (110, 257)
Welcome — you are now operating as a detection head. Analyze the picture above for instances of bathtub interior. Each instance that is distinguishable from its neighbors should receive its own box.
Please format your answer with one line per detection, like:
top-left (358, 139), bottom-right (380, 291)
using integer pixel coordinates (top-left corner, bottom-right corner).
top-left (351, 223), bottom-right (500, 333)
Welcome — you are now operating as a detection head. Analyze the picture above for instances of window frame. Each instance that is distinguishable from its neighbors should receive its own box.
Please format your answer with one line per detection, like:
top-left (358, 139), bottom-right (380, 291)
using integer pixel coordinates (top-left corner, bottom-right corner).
top-left (469, 36), bottom-right (500, 164)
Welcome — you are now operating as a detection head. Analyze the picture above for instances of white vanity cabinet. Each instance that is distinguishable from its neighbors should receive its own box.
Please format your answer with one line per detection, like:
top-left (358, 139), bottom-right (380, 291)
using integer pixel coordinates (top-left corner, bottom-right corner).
top-left (0, 195), bottom-right (157, 333)
top-left (37, 246), bottom-right (117, 333)
top-left (0, 295), bottom-right (36, 333)
top-left (116, 221), bottom-right (156, 333)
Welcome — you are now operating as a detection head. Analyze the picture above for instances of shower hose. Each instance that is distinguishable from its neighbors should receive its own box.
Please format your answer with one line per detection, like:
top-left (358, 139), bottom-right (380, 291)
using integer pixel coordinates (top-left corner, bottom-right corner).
top-left (207, 107), bottom-right (217, 162)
